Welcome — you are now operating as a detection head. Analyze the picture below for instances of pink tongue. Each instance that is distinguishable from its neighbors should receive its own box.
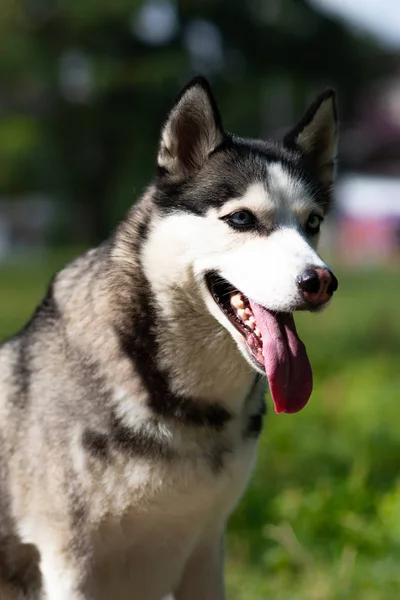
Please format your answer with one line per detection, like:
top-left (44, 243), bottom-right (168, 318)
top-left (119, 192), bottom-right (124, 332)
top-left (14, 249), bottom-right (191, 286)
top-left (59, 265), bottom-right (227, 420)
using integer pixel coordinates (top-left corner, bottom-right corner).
top-left (249, 302), bottom-right (313, 414)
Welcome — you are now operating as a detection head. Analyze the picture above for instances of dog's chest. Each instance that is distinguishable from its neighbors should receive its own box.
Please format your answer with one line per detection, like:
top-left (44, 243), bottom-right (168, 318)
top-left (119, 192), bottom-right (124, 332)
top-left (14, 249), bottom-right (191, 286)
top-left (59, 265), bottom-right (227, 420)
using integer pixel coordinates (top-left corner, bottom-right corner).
top-left (79, 425), bottom-right (258, 598)
top-left (84, 433), bottom-right (257, 533)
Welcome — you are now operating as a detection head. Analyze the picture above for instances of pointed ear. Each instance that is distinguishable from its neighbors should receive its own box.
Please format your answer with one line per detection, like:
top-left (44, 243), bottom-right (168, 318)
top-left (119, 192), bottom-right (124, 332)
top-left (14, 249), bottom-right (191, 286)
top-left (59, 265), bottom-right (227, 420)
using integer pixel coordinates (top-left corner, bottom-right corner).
top-left (157, 76), bottom-right (225, 178)
top-left (283, 89), bottom-right (338, 186)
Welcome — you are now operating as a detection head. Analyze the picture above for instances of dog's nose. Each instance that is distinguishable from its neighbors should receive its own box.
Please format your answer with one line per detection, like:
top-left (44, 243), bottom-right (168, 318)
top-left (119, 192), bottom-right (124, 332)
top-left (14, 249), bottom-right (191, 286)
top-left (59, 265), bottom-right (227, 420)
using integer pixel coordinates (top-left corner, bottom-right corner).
top-left (297, 267), bottom-right (338, 305)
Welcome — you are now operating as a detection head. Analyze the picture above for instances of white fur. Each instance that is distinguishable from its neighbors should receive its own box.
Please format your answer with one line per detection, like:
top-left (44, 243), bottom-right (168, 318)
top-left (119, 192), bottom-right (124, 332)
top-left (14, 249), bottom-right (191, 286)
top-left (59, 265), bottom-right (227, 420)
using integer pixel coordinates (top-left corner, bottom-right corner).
top-left (18, 416), bottom-right (255, 600)
top-left (217, 182), bottom-right (274, 217)
top-left (41, 553), bottom-right (84, 600)
top-left (218, 226), bottom-right (326, 312)
top-left (142, 164), bottom-right (330, 375)
top-left (76, 424), bottom-right (254, 599)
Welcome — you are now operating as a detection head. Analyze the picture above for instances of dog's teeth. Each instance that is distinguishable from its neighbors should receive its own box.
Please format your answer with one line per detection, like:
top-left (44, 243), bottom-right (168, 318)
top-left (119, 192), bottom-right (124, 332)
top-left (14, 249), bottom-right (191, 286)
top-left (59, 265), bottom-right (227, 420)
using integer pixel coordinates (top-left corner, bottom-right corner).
top-left (237, 308), bottom-right (247, 320)
top-left (231, 294), bottom-right (244, 309)
top-left (245, 319), bottom-right (255, 330)
top-left (254, 328), bottom-right (261, 338)
top-left (248, 316), bottom-right (256, 324)
top-left (244, 308), bottom-right (253, 317)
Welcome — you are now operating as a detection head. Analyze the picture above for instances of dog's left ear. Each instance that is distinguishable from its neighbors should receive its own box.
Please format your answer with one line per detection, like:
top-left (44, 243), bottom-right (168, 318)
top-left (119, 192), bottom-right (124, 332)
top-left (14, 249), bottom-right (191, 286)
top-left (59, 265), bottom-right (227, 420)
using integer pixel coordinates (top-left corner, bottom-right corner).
top-left (158, 76), bottom-right (225, 178)
top-left (283, 90), bottom-right (338, 186)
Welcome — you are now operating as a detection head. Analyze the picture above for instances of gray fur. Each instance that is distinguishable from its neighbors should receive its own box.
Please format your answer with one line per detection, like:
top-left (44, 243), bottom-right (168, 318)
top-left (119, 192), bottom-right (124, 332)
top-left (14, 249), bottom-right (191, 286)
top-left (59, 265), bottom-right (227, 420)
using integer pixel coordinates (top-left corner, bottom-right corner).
top-left (0, 77), bottom-right (337, 599)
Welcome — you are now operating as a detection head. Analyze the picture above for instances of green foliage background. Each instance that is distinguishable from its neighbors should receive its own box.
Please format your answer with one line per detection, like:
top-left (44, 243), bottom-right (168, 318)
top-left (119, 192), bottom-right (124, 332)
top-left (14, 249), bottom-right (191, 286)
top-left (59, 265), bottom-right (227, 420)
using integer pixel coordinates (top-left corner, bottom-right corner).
top-left (227, 269), bottom-right (400, 599)
top-left (0, 0), bottom-right (387, 241)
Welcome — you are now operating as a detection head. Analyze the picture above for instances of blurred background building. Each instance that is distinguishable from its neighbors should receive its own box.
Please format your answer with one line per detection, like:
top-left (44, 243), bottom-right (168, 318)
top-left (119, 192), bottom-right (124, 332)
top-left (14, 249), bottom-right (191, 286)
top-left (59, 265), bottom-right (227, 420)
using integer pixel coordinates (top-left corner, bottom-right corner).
top-left (1, 0), bottom-right (400, 266)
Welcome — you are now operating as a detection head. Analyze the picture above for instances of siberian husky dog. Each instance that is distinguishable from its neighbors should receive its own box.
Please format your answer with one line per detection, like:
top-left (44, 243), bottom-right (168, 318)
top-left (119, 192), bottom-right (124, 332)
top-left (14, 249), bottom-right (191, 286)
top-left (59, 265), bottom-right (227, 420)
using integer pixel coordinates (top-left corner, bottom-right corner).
top-left (0, 76), bottom-right (338, 599)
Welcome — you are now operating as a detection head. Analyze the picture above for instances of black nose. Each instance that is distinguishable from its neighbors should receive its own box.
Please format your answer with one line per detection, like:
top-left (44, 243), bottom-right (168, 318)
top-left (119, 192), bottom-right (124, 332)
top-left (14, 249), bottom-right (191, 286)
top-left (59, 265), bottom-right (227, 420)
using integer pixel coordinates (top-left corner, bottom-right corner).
top-left (297, 269), bottom-right (320, 294)
top-left (297, 268), bottom-right (339, 299)
top-left (297, 268), bottom-right (339, 296)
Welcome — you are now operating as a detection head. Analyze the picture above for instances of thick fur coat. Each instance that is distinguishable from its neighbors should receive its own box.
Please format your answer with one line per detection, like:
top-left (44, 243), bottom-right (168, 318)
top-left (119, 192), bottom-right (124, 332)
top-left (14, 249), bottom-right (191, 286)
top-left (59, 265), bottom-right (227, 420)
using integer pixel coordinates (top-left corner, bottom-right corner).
top-left (0, 77), bottom-right (338, 599)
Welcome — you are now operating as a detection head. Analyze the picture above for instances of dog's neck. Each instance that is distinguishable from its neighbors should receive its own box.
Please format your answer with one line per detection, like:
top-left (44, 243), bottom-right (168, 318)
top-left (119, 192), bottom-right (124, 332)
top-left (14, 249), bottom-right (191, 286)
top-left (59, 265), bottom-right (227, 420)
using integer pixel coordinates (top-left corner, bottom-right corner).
top-left (52, 212), bottom-right (257, 427)
top-left (152, 286), bottom-right (256, 411)
top-left (107, 200), bottom-right (256, 414)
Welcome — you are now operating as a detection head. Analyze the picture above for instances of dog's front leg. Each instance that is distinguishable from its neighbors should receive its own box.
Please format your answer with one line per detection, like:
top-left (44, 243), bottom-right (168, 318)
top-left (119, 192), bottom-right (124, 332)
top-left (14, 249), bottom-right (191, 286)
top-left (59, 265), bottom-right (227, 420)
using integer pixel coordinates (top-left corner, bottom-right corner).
top-left (39, 549), bottom-right (91, 600)
top-left (174, 533), bottom-right (225, 600)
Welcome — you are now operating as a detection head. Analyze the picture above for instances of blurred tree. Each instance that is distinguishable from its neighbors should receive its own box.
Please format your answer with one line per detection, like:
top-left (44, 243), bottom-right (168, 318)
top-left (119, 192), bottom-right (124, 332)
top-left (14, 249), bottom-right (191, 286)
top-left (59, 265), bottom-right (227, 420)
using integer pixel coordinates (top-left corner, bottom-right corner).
top-left (0, 0), bottom-right (391, 244)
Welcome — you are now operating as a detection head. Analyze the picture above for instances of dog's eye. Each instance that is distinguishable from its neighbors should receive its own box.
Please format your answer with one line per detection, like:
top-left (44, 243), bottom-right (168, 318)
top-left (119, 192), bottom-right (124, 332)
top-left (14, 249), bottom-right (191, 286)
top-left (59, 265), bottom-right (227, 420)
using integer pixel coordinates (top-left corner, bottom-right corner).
top-left (306, 214), bottom-right (323, 234)
top-left (223, 210), bottom-right (257, 231)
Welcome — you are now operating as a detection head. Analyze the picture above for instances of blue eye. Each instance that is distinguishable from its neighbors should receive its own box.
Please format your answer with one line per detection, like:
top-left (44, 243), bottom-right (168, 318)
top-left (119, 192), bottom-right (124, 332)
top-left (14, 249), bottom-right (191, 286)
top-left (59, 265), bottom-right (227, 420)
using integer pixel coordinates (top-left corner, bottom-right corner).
top-left (223, 210), bottom-right (257, 231)
top-left (306, 214), bottom-right (323, 234)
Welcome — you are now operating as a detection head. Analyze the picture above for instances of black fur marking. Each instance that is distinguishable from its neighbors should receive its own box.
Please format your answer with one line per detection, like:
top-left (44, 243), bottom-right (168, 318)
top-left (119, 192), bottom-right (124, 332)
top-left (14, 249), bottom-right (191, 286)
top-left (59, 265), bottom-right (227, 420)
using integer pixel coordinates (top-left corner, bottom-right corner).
top-left (119, 318), bottom-right (231, 431)
top-left (155, 136), bottom-right (330, 216)
top-left (113, 211), bottom-right (232, 433)
top-left (12, 339), bottom-right (31, 409)
top-left (82, 429), bottom-right (109, 460)
top-left (110, 413), bottom-right (173, 460)
top-left (243, 375), bottom-right (267, 439)
top-left (137, 218), bottom-right (150, 242)
top-left (245, 413), bottom-right (264, 438)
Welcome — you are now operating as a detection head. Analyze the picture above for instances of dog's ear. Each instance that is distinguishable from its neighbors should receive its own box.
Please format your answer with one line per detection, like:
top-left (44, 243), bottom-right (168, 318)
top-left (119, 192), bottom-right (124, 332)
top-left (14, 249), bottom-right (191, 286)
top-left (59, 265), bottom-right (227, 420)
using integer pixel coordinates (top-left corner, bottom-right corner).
top-left (283, 89), bottom-right (338, 187)
top-left (158, 76), bottom-right (225, 178)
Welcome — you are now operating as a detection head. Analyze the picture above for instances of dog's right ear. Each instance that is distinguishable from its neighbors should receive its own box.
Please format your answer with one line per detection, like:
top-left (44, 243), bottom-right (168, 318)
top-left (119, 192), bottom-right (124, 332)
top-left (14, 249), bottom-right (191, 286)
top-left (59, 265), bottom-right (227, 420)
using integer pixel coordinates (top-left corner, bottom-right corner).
top-left (157, 77), bottom-right (225, 178)
top-left (283, 89), bottom-right (338, 188)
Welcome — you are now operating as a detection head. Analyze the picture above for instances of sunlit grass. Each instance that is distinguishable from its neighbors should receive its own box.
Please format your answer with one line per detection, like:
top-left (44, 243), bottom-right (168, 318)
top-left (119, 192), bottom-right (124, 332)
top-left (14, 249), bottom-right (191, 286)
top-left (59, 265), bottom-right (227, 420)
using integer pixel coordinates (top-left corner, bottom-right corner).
top-left (227, 266), bottom-right (400, 599)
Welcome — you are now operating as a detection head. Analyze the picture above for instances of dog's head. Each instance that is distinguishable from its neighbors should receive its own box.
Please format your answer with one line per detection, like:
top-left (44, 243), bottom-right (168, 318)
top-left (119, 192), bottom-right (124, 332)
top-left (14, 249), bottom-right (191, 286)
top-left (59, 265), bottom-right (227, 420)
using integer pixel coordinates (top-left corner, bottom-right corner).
top-left (142, 76), bottom-right (339, 414)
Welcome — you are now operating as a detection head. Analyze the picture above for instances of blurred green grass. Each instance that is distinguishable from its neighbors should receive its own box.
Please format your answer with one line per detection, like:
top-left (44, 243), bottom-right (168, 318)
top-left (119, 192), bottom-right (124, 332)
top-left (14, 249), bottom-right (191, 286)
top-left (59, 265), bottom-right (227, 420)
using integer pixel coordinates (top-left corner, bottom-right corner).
top-left (1, 253), bottom-right (400, 599)
top-left (228, 268), bottom-right (400, 599)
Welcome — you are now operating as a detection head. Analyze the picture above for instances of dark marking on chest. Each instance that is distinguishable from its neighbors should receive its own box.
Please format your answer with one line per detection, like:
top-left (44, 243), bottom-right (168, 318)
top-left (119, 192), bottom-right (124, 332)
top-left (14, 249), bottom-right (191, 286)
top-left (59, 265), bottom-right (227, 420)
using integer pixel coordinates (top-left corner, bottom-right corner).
top-left (81, 413), bottom-right (234, 477)
top-left (82, 413), bottom-right (174, 462)
top-left (110, 413), bottom-right (174, 460)
top-left (112, 212), bottom-right (232, 433)
top-left (243, 375), bottom-right (267, 439)
top-left (148, 389), bottom-right (232, 431)
top-left (82, 429), bottom-right (110, 460)
top-left (118, 308), bottom-right (231, 432)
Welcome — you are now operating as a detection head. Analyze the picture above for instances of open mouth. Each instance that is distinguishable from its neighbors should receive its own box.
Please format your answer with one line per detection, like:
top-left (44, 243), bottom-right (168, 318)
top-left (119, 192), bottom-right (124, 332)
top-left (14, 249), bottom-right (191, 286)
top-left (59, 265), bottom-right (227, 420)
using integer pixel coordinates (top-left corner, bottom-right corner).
top-left (205, 272), bottom-right (313, 414)
top-left (205, 273), bottom-right (264, 368)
